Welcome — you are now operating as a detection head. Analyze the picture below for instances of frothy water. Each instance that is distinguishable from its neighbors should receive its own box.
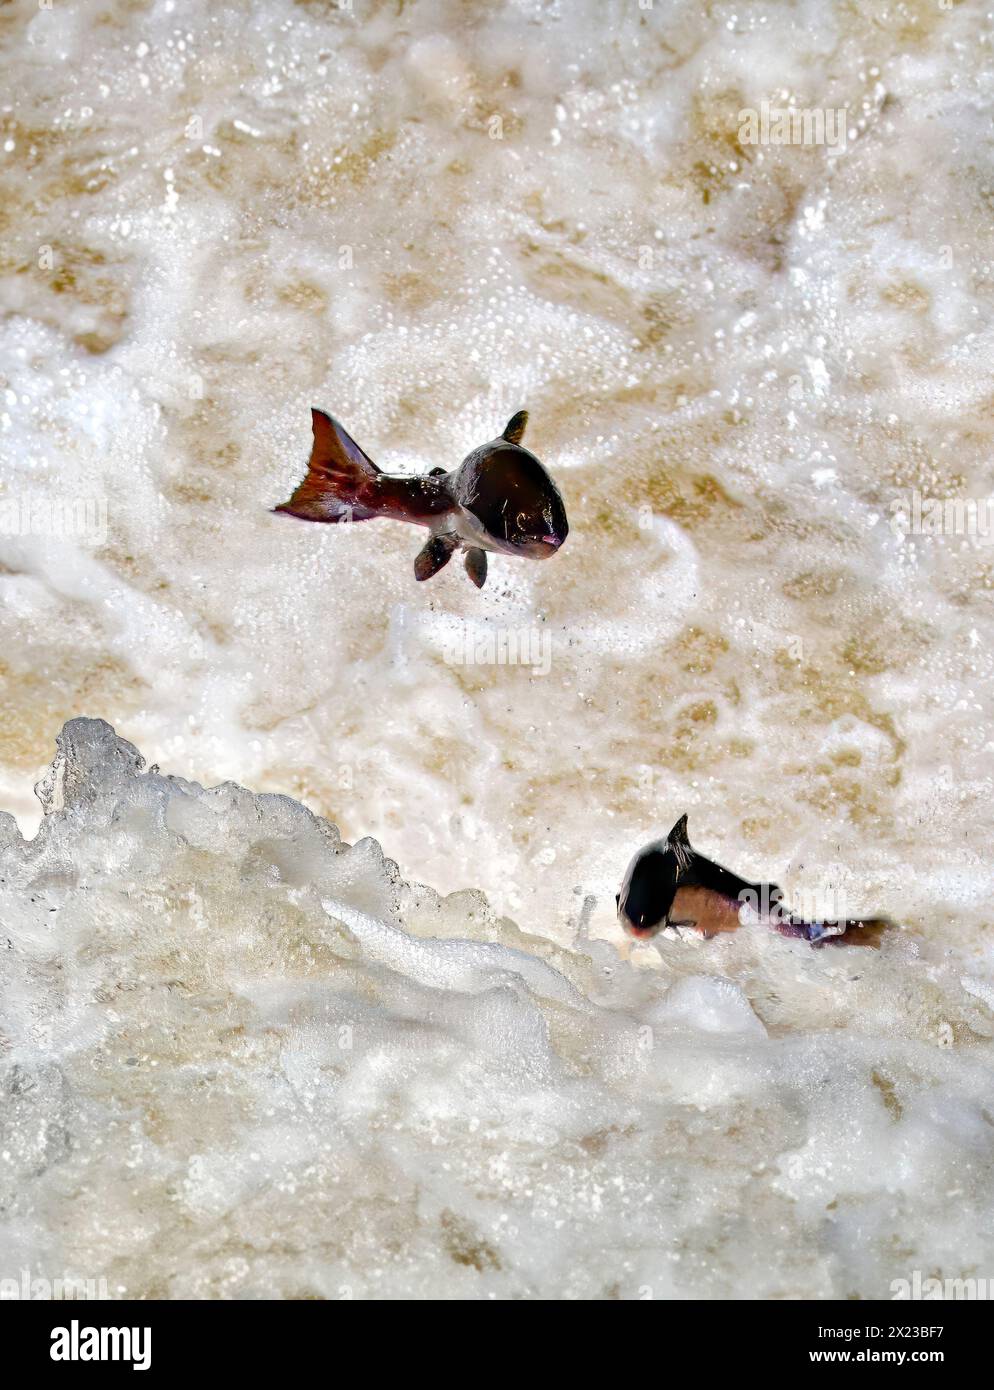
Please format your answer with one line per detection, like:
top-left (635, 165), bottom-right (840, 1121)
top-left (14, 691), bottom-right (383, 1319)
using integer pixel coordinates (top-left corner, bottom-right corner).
top-left (1, 0), bottom-right (993, 1297)
top-left (1, 718), bottom-right (992, 1299)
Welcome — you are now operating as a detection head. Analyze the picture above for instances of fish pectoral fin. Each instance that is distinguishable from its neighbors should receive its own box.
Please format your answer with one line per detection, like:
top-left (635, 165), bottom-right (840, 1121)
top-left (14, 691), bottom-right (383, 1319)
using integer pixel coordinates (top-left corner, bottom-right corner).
top-left (502, 410), bottom-right (528, 445)
top-left (464, 548), bottom-right (488, 588)
top-left (414, 534), bottom-right (458, 582)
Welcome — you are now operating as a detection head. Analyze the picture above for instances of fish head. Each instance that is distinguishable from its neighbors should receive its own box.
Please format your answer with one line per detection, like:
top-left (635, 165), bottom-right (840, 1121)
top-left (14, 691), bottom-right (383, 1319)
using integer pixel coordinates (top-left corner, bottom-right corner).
top-left (617, 816), bottom-right (693, 938)
top-left (456, 441), bottom-right (568, 558)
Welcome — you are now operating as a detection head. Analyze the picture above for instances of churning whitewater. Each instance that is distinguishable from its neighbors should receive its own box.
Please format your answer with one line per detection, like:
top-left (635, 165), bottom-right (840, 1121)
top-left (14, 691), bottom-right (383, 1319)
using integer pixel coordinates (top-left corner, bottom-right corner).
top-left (3, 0), bottom-right (994, 1300)
top-left (1, 719), bottom-right (992, 1299)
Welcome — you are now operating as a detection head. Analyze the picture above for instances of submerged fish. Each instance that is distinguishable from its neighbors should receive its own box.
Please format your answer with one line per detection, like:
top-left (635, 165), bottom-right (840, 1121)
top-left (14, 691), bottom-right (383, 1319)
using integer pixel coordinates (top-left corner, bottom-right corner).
top-left (273, 408), bottom-right (568, 587)
top-left (617, 816), bottom-right (889, 947)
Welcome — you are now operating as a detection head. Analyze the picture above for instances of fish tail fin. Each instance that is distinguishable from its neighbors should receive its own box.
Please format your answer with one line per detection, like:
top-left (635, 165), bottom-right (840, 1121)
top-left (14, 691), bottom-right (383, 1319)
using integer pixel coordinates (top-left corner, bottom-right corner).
top-left (773, 915), bottom-right (890, 949)
top-left (826, 917), bottom-right (890, 948)
top-left (273, 409), bottom-right (382, 523)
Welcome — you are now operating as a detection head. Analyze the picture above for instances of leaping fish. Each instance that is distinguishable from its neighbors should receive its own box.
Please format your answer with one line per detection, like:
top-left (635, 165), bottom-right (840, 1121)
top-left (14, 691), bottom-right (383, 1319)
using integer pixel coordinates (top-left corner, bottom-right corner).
top-left (617, 816), bottom-right (889, 948)
top-left (273, 408), bottom-right (568, 588)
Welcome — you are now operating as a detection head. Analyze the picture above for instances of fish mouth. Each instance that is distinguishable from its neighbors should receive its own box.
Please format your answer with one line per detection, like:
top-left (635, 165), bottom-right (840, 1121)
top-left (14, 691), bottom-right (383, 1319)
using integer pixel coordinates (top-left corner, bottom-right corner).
top-left (618, 906), bottom-right (666, 938)
top-left (525, 532), bottom-right (564, 557)
top-left (621, 919), bottom-right (663, 939)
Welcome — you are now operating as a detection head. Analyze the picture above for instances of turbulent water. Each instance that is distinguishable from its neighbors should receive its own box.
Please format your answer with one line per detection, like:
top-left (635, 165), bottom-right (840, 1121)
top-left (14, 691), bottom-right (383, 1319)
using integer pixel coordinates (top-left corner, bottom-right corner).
top-left (1, 0), bottom-right (993, 1298)
top-left (0, 717), bottom-right (991, 1299)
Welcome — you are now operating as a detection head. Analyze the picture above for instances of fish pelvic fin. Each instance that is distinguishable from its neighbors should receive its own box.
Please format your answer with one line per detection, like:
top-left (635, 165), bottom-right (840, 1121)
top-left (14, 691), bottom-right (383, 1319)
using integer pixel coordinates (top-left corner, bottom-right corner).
top-left (273, 408), bottom-right (382, 523)
top-left (464, 547), bottom-right (487, 588)
top-left (502, 410), bottom-right (528, 445)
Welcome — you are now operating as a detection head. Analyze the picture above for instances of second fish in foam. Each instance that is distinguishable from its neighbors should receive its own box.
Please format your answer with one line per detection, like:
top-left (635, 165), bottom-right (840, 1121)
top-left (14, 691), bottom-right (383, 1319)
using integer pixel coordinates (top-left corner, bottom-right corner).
top-left (617, 816), bottom-right (890, 947)
top-left (273, 409), bottom-right (568, 588)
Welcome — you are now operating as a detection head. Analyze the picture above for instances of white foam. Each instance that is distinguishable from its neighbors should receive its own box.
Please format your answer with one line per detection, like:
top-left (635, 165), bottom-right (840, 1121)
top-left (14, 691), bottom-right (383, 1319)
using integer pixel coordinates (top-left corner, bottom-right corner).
top-left (2, 0), bottom-right (994, 1297)
top-left (0, 719), bottom-right (991, 1298)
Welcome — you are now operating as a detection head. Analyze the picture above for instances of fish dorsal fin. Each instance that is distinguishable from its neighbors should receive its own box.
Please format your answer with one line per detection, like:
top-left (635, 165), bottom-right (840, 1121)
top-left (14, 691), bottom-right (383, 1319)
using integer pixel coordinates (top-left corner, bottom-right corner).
top-left (667, 814), bottom-right (693, 873)
top-left (502, 410), bottom-right (528, 445)
top-left (668, 814), bottom-right (690, 848)
top-left (670, 811), bottom-right (692, 856)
